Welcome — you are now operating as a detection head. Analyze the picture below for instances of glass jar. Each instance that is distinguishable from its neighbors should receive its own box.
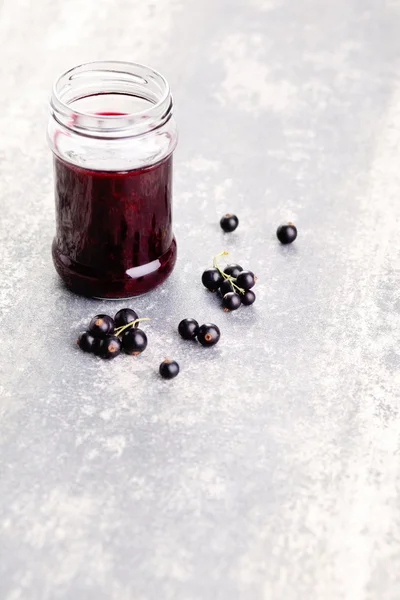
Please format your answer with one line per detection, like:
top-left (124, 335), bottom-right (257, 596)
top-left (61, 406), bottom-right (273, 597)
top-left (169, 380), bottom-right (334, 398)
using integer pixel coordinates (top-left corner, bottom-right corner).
top-left (48, 61), bottom-right (178, 299)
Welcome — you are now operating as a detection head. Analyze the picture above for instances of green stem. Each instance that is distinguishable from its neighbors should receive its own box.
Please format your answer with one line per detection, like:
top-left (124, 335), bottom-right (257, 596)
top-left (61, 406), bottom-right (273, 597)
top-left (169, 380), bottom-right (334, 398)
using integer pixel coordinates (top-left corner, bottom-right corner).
top-left (230, 281), bottom-right (245, 295)
top-left (213, 251), bottom-right (229, 278)
top-left (114, 317), bottom-right (150, 337)
top-left (213, 251), bottom-right (229, 271)
top-left (213, 252), bottom-right (245, 295)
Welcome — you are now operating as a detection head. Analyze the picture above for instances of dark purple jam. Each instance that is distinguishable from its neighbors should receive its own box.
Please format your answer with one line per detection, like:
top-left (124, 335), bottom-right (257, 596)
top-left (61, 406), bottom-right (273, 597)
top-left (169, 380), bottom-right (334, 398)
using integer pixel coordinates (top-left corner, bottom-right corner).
top-left (52, 154), bottom-right (176, 298)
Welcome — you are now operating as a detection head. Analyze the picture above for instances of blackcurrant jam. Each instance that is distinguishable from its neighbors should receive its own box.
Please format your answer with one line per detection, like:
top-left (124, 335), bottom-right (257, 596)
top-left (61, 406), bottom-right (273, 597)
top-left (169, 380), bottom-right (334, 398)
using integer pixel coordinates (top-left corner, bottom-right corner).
top-left (48, 61), bottom-right (178, 298)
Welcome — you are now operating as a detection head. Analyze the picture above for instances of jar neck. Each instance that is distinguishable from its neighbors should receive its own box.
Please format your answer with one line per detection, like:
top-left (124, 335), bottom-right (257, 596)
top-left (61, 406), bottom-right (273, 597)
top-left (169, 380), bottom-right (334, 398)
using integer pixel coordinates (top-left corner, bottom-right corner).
top-left (50, 61), bottom-right (173, 139)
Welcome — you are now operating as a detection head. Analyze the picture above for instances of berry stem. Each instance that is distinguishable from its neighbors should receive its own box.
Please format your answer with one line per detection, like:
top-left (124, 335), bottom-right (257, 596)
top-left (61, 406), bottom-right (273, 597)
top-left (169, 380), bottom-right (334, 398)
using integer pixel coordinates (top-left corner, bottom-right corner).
top-left (213, 250), bottom-right (229, 265)
top-left (213, 251), bottom-right (230, 279)
top-left (230, 281), bottom-right (245, 295)
top-left (114, 318), bottom-right (150, 337)
top-left (212, 252), bottom-right (245, 295)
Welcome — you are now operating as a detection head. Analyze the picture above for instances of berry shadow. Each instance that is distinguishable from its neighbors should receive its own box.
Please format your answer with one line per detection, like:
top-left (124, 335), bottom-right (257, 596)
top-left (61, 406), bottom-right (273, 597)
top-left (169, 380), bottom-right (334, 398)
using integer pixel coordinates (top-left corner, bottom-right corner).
top-left (276, 243), bottom-right (298, 257)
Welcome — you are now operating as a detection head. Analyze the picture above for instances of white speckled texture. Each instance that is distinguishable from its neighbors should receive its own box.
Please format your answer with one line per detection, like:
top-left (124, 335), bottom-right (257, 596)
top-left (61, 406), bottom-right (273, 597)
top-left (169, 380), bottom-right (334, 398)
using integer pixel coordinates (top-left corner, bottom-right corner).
top-left (1, 0), bottom-right (400, 598)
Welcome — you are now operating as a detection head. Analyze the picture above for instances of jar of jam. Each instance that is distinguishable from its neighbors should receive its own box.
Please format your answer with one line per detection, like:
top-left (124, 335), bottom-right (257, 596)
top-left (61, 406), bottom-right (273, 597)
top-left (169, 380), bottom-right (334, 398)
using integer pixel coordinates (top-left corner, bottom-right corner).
top-left (48, 61), bottom-right (178, 298)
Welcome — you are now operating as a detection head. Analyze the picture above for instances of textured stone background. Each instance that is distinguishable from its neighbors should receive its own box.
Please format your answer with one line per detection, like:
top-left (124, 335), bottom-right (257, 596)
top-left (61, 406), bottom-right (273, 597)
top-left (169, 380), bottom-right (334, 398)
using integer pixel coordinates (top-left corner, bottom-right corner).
top-left (1, 0), bottom-right (400, 598)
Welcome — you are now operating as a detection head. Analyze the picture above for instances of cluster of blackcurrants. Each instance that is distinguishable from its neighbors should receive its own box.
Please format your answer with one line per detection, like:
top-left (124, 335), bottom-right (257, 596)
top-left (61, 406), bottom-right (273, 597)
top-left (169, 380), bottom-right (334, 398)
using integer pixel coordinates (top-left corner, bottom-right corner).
top-left (178, 319), bottom-right (220, 346)
top-left (202, 255), bottom-right (257, 312)
top-left (76, 308), bottom-right (180, 380)
top-left (77, 308), bottom-right (148, 359)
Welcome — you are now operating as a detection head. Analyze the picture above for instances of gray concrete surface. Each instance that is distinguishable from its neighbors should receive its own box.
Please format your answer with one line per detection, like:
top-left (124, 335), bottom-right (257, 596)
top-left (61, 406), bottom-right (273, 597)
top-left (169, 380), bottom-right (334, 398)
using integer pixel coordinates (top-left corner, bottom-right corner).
top-left (1, 0), bottom-right (400, 598)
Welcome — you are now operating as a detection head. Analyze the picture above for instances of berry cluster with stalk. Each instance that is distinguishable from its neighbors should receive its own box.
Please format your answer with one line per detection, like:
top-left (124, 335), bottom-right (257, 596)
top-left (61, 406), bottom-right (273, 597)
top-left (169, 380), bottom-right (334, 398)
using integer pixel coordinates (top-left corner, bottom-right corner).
top-left (201, 251), bottom-right (257, 311)
top-left (77, 308), bottom-right (149, 359)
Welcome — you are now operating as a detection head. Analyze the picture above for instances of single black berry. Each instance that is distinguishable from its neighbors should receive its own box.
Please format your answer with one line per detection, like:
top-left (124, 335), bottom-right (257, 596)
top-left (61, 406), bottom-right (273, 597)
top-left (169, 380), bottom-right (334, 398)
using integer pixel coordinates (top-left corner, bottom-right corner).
top-left (159, 359), bottom-right (180, 379)
top-left (122, 328), bottom-right (147, 355)
top-left (222, 292), bottom-right (241, 311)
top-left (224, 263), bottom-right (243, 278)
top-left (220, 213), bottom-right (239, 233)
top-left (92, 337), bottom-right (107, 356)
top-left (114, 308), bottom-right (139, 329)
top-left (197, 323), bottom-right (221, 347)
top-left (202, 268), bottom-right (223, 292)
top-left (99, 335), bottom-right (121, 359)
top-left (236, 270), bottom-right (256, 290)
top-left (218, 279), bottom-right (235, 297)
top-left (178, 318), bottom-right (199, 340)
top-left (77, 331), bottom-right (96, 353)
top-left (241, 290), bottom-right (256, 306)
top-left (88, 314), bottom-right (114, 337)
top-left (277, 223), bottom-right (297, 244)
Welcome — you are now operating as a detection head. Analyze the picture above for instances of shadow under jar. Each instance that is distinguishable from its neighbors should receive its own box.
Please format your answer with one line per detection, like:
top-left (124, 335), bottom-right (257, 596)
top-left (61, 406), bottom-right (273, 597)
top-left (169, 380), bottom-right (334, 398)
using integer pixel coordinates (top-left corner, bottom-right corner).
top-left (48, 61), bottom-right (178, 299)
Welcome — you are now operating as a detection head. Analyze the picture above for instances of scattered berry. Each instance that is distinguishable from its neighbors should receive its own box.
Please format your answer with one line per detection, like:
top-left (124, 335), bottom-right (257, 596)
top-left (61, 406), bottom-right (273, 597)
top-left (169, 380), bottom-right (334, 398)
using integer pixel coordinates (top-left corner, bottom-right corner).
top-left (114, 308), bottom-right (139, 329)
top-left (88, 314), bottom-right (115, 337)
top-left (222, 292), bottom-right (241, 311)
top-left (220, 214), bottom-right (239, 233)
top-left (197, 323), bottom-right (221, 347)
top-left (202, 268), bottom-right (223, 292)
top-left (178, 318), bottom-right (199, 340)
top-left (218, 279), bottom-right (235, 297)
top-left (99, 335), bottom-right (121, 359)
top-left (77, 332), bottom-right (96, 352)
top-left (236, 270), bottom-right (256, 290)
top-left (224, 263), bottom-right (243, 278)
top-left (277, 223), bottom-right (297, 244)
top-left (122, 328), bottom-right (147, 355)
top-left (159, 359), bottom-right (180, 379)
top-left (241, 290), bottom-right (256, 306)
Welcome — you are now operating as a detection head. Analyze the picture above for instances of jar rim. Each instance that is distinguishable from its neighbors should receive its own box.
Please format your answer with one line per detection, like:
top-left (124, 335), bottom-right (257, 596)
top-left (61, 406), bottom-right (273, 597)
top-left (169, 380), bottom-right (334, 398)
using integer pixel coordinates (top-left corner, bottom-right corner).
top-left (50, 60), bottom-right (173, 139)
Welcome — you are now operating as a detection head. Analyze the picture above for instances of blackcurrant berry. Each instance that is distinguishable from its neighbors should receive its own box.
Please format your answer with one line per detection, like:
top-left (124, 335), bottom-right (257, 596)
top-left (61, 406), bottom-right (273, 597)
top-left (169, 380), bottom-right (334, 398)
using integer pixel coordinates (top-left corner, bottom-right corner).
top-left (114, 308), bottom-right (139, 329)
top-left (178, 318), bottom-right (199, 340)
top-left (277, 223), bottom-right (297, 244)
top-left (122, 328), bottom-right (147, 355)
top-left (220, 213), bottom-right (239, 233)
top-left (202, 268), bottom-right (223, 292)
top-left (241, 290), bottom-right (256, 306)
top-left (88, 314), bottom-right (115, 337)
top-left (77, 331), bottom-right (96, 352)
top-left (222, 292), bottom-right (241, 311)
top-left (236, 270), bottom-right (256, 290)
top-left (159, 359), bottom-right (180, 379)
top-left (99, 335), bottom-right (121, 359)
top-left (218, 279), bottom-right (235, 297)
top-left (92, 337), bottom-right (107, 356)
top-left (197, 323), bottom-right (221, 347)
top-left (224, 263), bottom-right (243, 278)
